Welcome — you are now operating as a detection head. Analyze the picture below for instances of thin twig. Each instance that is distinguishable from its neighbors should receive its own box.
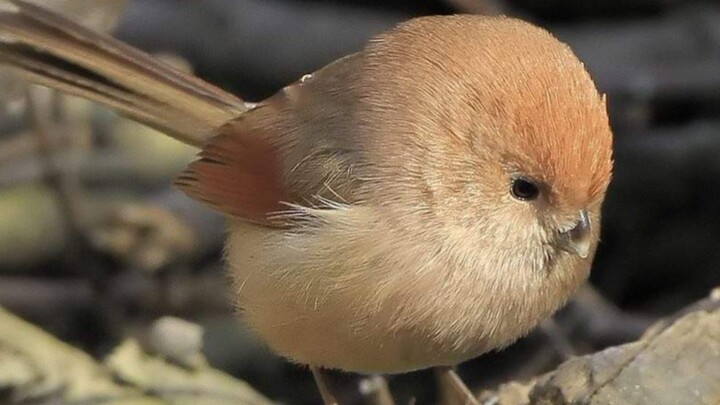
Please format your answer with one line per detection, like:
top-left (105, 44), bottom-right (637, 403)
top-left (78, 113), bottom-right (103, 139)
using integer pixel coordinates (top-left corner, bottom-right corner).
top-left (25, 87), bottom-right (86, 240)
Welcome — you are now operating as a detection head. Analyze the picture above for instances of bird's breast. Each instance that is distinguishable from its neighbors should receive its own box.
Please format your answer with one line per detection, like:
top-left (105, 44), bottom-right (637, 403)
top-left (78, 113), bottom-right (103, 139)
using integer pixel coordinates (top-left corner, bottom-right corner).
top-left (224, 206), bottom-right (588, 373)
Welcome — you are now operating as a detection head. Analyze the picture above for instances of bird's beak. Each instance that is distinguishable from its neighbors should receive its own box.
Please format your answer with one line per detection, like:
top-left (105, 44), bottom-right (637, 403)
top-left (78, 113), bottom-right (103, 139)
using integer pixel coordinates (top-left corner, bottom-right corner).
top-left (558, 210), bottom-right (592, 259)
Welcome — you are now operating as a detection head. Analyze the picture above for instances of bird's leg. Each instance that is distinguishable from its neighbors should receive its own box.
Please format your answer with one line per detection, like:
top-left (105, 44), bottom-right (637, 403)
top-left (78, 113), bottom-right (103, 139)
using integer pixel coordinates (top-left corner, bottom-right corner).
top-left (434, 366), bottom-right (480, 405)
top-left (359, 375), bottom-right (396, 405)
top-left (311, 366), bottom-right (340, 405)
top-left (538, 318), bottom-right (576, 361)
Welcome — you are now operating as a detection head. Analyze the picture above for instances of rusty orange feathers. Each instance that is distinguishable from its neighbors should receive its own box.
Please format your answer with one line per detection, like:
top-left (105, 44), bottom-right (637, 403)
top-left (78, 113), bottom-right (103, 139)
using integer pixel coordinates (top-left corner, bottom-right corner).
top-left (173, 16), bottom-right (613, 372)
top-left (0, 4), bottom-right (613, 374)
top-left (175, 16), bottom-right (612, 229)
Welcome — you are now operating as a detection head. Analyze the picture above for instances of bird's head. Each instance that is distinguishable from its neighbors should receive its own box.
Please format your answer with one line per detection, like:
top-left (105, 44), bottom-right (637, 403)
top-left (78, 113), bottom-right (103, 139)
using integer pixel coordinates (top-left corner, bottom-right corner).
top-left (359, 15), bottom-right (613, 268)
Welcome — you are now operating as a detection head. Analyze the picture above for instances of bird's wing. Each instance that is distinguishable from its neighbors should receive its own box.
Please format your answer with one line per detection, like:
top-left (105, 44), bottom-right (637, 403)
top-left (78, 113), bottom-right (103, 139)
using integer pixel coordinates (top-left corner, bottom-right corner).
top-left (0, 0), bottom-right (363, 227)
top-left (176, 53), bottom-right (366, 226)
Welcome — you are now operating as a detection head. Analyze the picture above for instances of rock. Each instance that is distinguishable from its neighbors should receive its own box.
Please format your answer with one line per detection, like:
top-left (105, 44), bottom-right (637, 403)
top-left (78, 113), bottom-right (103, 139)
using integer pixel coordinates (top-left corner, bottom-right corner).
top-left (480, 294), bottom-right (720, 405)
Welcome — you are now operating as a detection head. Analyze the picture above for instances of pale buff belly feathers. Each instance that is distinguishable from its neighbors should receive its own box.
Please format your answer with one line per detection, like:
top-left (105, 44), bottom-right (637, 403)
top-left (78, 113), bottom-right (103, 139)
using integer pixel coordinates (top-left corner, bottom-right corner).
top-left (225, 207), bottom-right (589, 373)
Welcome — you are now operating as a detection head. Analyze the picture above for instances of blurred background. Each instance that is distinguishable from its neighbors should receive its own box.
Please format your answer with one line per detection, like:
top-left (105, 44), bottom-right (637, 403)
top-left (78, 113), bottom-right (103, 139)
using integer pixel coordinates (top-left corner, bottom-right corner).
top-left (1, 0), bottom-right (719, 404)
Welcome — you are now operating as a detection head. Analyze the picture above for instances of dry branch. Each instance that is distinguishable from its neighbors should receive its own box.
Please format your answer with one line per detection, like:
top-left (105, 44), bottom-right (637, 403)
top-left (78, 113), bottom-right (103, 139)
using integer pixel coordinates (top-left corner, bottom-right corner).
top-left (0, 306), bottom-right (273, 405)
top-left (479, 290), bottom-right (720, 405)
top-left (106, 339), bottom-right (273, 405)
top-left (0, 306), bottom-right (161, 404)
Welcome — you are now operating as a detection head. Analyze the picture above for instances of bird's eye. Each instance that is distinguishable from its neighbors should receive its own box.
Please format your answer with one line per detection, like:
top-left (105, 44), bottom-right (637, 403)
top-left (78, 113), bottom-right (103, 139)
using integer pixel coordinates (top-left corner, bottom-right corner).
top-left (510, 177), bottom-right (540, 201)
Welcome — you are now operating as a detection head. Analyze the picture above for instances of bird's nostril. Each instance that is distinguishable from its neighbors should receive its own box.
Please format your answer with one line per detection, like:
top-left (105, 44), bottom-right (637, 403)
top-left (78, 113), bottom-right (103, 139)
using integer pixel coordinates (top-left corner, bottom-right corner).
top-left (568, 210), bottom-right (590, 241)
top-left (558, 210), bottom-right (591, 258)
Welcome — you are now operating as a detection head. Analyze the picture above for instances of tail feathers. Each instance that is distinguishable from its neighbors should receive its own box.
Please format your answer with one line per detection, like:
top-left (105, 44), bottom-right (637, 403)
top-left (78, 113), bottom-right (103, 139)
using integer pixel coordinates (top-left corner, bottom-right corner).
top-left (0, 0), bottom-right (247, 146)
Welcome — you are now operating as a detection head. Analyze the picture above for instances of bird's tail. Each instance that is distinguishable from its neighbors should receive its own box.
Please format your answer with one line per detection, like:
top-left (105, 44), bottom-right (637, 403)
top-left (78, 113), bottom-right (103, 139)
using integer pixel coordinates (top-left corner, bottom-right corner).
top-left (0, 0), bottom-right (247, 147)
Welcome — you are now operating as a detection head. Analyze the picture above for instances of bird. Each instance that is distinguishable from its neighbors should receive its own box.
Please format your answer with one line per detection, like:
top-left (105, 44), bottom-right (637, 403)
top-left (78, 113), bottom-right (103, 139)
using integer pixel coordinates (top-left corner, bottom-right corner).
top-left (0, 1), bottom-right (613, 402)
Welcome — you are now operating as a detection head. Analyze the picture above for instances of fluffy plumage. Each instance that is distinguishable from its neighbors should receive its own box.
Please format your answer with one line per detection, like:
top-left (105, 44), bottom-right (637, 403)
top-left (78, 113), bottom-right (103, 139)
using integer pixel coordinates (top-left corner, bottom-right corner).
top-left (0, 2), bottom-right (613, 373)
top-left (182, 16), bottom-right (613, 371)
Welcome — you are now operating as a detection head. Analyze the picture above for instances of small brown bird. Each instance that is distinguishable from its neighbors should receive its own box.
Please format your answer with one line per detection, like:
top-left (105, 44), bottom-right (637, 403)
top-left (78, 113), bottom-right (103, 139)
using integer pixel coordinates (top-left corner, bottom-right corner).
top-left (0, 0), bottom-right (613, 401)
